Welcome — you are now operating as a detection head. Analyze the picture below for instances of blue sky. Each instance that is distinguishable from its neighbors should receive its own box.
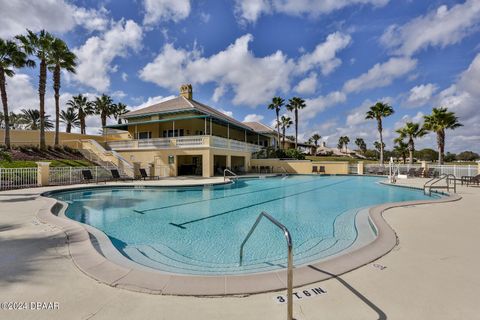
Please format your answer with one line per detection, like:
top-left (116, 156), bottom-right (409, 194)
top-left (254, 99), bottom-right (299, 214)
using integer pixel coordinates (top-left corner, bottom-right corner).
top-left (1, 0), bottom-right (479, 152)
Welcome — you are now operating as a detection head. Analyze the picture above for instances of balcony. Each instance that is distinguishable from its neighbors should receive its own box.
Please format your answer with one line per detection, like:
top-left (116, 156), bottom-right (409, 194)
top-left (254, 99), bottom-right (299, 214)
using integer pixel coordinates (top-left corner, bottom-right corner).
top-left (107, 135), bottom-right (263, 153)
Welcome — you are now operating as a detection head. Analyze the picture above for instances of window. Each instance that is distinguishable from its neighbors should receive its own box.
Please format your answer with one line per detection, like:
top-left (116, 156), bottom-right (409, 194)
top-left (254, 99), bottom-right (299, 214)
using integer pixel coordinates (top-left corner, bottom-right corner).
top-left (162, 129), bottom-right (184, 137)
top-left (137, 132), bottom-right (151, 139)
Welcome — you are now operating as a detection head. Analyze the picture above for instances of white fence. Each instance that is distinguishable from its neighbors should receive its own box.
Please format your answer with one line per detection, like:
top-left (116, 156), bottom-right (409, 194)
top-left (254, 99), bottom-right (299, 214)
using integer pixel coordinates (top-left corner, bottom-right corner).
top-left (0, 167), bottom-right (38, 190)
top-left (348, 164), bottom-right (358, 174)
top-left (429, 165), bottom-right (477, 177)
top-left (49, 166), bottom-right (115, 186)
top-left (364, 163), bottom-right (478, 177)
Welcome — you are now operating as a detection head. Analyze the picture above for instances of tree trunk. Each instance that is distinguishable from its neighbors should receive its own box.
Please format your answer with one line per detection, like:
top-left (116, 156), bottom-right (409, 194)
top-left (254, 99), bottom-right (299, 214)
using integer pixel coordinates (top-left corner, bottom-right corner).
top-left (101, 112), bottom-right (106, 127)
top-left (79, 110), bottom-right (85, 134)
top-left (408, 137), bottom-right (414, 164)
top-left (39, 59), bottom-right (47, 150)
top-left (437, 130), bottom-right (445, 164)
top-left (282, 127), bottom-right (286, 149)
top-left (378, 118), bottom-right (384, 165)
top-left (0, 68), bottom-right (11, 149)
top-left (294, 109), bottom-right (298, 149)
top-left (53, 65), bottom-right (61, 147)
top-left (66, 123), bottom-right (71, 133)
top-left (275, 109), bottom-right (280, 149)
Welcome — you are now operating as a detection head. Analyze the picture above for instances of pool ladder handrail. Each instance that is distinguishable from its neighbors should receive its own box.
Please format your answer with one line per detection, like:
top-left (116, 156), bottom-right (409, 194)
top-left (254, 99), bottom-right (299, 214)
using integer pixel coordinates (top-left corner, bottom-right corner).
top-left (424, 173), bottom-right (456, 195)
top-left (224, 168), bottom-right (238, 181)
top-left (239, 211), bottom-right (293, 320)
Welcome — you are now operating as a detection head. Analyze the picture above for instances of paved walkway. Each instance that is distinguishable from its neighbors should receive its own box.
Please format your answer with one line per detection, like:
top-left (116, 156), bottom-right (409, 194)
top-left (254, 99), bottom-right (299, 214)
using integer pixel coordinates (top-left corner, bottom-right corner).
top-left (0, 178), bottom-right (479, 319)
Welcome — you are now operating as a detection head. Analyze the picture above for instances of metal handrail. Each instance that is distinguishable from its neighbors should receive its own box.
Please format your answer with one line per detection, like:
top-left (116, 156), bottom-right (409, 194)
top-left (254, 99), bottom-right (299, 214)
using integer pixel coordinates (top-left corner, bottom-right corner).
top-left (424, 173), bottom-right (456, 195)
top-left (239, 211), bottom-right (293, 320)
top-left (223, 168), bottom-right (238, 181)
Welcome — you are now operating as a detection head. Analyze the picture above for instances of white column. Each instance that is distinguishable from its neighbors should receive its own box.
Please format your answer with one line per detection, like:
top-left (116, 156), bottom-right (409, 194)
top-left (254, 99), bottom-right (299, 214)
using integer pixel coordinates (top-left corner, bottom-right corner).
top-left (227, 124), bottom-right (230, 140)
top-left (204, 117), bottom-right (207, 135)
top-left (210, 118), bottom-right (212, 136)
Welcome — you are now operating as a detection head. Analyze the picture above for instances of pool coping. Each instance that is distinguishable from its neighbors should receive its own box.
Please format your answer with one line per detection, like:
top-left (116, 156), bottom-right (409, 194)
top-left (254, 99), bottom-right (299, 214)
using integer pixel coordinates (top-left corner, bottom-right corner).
top-left (36, 177), bottom-right (462, 296)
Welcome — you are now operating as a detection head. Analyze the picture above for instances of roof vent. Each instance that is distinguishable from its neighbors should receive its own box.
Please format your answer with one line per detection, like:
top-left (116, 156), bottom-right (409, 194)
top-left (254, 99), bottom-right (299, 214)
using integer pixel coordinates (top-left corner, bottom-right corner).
top-left (180, 84), bottom-right (192, 100)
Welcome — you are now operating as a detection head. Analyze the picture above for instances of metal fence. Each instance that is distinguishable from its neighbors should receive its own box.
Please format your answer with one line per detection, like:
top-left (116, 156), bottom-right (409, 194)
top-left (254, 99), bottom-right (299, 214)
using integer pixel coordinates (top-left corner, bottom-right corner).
top-left (348, 164), bottom-right (358, 174)
top-left (429, 165), bottom-right (477, 177)
top-left (0, 167), bottom-right (38, 190)
top-left (48, 166), bottom-right (115, 185)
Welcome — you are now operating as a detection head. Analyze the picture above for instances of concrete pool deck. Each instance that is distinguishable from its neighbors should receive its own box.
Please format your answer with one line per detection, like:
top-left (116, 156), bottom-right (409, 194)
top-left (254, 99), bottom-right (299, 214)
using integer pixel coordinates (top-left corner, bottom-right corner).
top-left (1, 177), bottom-right (479, 319)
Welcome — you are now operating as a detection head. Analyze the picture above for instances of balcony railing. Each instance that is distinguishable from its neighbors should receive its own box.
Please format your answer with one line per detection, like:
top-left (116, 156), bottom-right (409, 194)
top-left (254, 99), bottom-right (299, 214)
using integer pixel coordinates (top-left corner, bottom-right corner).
top-left (107, 135), bottom-right (263, 152)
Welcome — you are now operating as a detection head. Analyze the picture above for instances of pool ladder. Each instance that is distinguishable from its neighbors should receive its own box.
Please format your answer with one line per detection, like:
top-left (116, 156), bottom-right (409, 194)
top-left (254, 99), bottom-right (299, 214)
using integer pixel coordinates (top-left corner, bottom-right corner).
top-left (423, 174), bottom-right (456, 196)
top-left (239, 211), bottom-right (294, 320)
top-left (224, 168), bottom-right (238, 181)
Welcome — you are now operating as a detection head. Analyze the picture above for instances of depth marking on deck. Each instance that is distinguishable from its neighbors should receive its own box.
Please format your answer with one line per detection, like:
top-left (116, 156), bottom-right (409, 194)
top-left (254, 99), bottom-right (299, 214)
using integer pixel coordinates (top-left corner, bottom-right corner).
top-left (274, 286), bottom-right (327, 304)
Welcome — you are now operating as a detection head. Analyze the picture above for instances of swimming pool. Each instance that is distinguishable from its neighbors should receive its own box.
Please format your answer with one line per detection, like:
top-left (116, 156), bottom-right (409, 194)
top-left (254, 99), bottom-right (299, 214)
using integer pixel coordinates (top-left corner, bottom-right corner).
top-left (49, 175), bottom-right (436, 275)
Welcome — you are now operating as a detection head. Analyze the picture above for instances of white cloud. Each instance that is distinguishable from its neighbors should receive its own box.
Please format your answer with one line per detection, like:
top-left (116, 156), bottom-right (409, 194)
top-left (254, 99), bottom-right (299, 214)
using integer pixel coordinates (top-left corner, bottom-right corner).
top-left (380, 0), bottom-right (480, 56)
top-left (121, 72), bottom-right (128, 82)
top-left (294, 73), bottom-right (318, 94)
top-left (139, 34), bottom-right (295, 106)
top-left (406, 83), bottom-right (438, 107)
top-left (74, 20), bottom-right (143, 92)
top-left (130, 95), bottom-right (176, 111)
top-left (111, 90), bottom-right (127, 99)
top-left (345, 97), bottom-right (393, 126)
top-left (0, 0), bottom-right (108, 38)
top-left (343, 57), bottom-right (417, 93)
top-left (235, 0), bottom-right (389, 23)
top-left (143, 0), bottom-right (191, 26)
top-left (200, 12), bottom-right (211, 23)
top-left (218, 108), bottom-right (234, 118)
top-left (303, 91), bottom-right (347, 120)
top-left (297, 32), bottom-right (351, 75)
top-left (243, 114), bottom-right (265, 122)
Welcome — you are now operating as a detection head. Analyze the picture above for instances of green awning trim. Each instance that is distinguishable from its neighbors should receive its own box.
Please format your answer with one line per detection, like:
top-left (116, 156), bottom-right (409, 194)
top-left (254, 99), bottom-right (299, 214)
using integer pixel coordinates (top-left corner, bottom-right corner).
top-left (104, 115), bottom-right (208, 129)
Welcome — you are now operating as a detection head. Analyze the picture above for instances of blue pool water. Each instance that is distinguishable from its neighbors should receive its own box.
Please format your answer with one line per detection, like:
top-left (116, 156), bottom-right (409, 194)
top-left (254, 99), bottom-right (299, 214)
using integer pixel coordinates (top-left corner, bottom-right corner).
top-left (49, 175), bottom-right (435, 275)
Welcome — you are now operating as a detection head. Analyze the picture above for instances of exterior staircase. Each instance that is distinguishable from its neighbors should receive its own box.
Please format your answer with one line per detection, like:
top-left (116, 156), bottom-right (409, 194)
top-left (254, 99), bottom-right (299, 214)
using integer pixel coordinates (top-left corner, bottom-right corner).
top-left (75, 139), bottom-right (134, 177)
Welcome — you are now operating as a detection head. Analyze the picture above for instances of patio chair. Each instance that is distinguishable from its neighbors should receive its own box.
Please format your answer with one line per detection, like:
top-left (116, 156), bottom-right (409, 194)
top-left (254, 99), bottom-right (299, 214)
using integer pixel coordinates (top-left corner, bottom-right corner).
top-left (319, 166), bottom-right (326, 174)
top-left (139, 168), bottom-right (160, 180)
top-left (407, 168), bottom-right (417, 177)
top-left (465, 174), bottom-right (480, 186)
top-left (82, 170), bottom-right (107, 184)
top-left (366, 167), bottom-right (376, 175)
top-left (110, 169), bottom-right (134, 181)
top-left (414, 168), bottom-right (424, 177)
top-left (312, 166), bottom-right (318, 174)
top-left (425, 168), bottom-right (438, 178)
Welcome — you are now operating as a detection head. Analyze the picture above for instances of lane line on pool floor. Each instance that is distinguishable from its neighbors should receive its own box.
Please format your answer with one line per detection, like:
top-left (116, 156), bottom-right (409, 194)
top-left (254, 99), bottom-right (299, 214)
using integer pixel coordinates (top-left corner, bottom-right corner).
top-left (132, 178), bottom-right (326, 214)
top-left (168, 178), bottom-right (354, 229)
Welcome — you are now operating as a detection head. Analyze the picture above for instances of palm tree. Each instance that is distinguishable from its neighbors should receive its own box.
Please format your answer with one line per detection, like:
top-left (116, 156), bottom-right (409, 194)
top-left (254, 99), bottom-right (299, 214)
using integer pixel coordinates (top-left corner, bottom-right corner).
top-left (365, 102), bottom-right (395, 165)
top-left (268, 96), bottom-right (285, 149)
top-left (0, 38), bottom-right (35, 149)
top-left (60, 108), bottom-right (80, 133)
top-left (277, 115), bottom-right (293, 149)
top-left (373, 141), bottom-right (385, 160)
top-left (393, 140), bottom-right (408, 164)
top-left (47, 37), bottom-right (77, 146)
top-left (423, 107), bottom-right (463, 164)
top-left (112, 102), bottom-right (129, 124)
top-left (94, 94), bottom-right (114, 128)
top-left (20, 109), bottom-right (53, 130)
top-left (355, 137), bottom-right (367, 154)
top-left (395, 122), bottom-right (425, 164)
top-left (67, 94), bottom-right (94, 134)
top-left (338, 136), bottom-right (350, 153)
top-left (16, 30), bottom-right (55, 150)
top-left (311, 133), bottom-right (321, 155)
top-left (286, 97), bottom-right (306, 149)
